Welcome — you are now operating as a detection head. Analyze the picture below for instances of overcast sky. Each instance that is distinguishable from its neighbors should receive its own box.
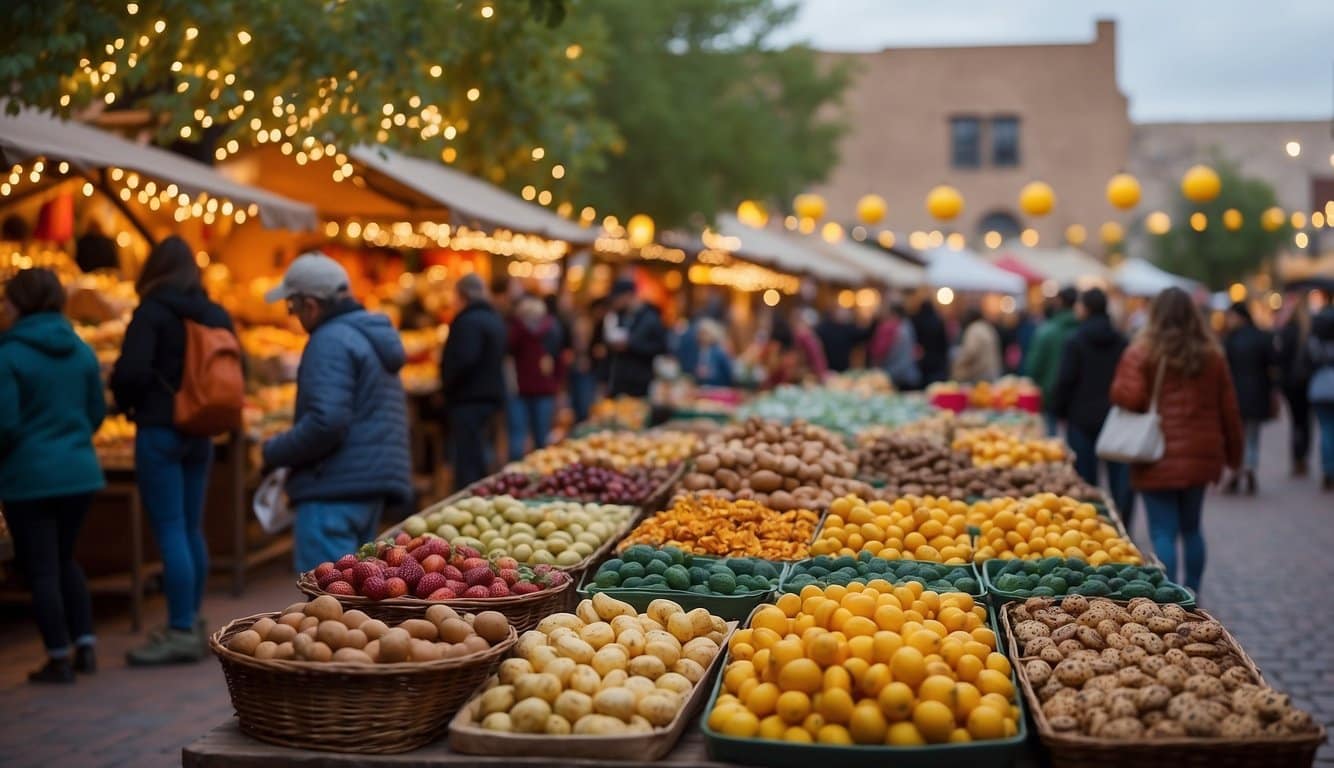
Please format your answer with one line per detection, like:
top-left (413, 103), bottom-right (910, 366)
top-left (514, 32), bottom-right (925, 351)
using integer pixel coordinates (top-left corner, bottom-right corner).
top-left (779, 0), bottom-right (1334, 122)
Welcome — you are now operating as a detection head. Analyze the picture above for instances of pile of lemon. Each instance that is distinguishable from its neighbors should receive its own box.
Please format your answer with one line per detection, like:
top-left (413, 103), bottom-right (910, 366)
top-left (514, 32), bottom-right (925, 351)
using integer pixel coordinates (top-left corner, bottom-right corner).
top-left (809, 496), bottom-right (972, 564)
top-left (706, 582), bottom-right (1020, 746)
top-left (966, 493), bottom-right (1142, 564)
top-left (951, 426), bottom-right (1068, 468)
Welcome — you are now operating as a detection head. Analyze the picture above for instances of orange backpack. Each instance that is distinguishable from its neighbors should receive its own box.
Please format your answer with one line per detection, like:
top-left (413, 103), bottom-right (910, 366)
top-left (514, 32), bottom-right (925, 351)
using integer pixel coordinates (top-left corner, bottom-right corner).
top-left (174, 319), bottom-right (244, 436)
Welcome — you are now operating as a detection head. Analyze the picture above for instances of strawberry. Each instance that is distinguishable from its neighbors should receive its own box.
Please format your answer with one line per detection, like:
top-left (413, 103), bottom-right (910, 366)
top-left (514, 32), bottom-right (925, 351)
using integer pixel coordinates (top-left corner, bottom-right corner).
top-left (313, 562), bottom-right (337, 579)
top-left (351, 561), bottom-right (381, 586)
top-left (394, 532), bottom-right (411, 546)
top-left (421, 554), bottom-right (447, 574)
top-left (547, 570), bottom-right (571, 587)
top-left (416, 572), bottom-right (448, 599)
top-left (361, 576), bottom-right (389, 600)
top-left (488, 580), bottom-right (510, 597)
top-left (399, 560), bottom-right (425, 589)
top-left (406, 536), bottom-right (425, 551)
top-left (493, 555), bottom-right (519, 571)
top-left (385, 577), bottom-right (409, 598)
top-left (385, 547), bottom-right (408, 567)
top-left (426, 587), bottom-right (456, 601)
top-left (445, 579), bottom-right (468, 594)
top-left (384, 566), bottom-right (401, 580)
top-left (458, 545), bottom-right (482, 560)
top-left (335, 554), bottom-right (359, 571)
top-left (325, 580), bottom-right (356, 596)
top-left (533, 564), bottom-right (553, 576)
top-left (498, 568), bottom-right (520, 586)
top-left (461, 557), bottom-right (490, 573)
top-left (511, 581), bottom-right (542, 595)
top-left (442, 565), bottom-right (464, 582)
top-left (463, 585), bottom-right (491, 599)
top-left (341, 568), bottom-right (356, 583)
top-left (463, 566), bottom-right (494, 586)
top-left (317, 569), bottom-right (345, 589)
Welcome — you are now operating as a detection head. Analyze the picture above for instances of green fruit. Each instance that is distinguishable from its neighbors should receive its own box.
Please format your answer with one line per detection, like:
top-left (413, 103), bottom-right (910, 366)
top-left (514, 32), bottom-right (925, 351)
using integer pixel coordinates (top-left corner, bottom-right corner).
top-left (1038, 576), bottom-right (1068, 594)
top-left (664, 565), bottom-right (691, 591)
top-left (594, 570), bottom-right (620, 588)
top-left (664, 547), bottom-right (687, 566)
top-left (727, 558), bottom-right (754, 576)
top-left (753, 561), bottom-right (779, 581)
top-left (689, 584), bottom-right (711, 594)
top-left (623, 545), bottom-right (655, 566)
top-left (619, 562), bottom-right (646, 580)
top-left (600, 558), bottom-right (624, 573)
top-left (688, 566), bottom-right (709, 585)
top-left (645, 559), bottom-right (668, 576)
top-left (621, 576), bottom-right (644, 588)
top-left (954, 577), bottom-right (979, 595)
top-left (651, 550), bottom-right (673, 566)
top-left (707, 572), bottom-right (737, 594)
top-left (1154, 585), bottom-right (1186, 603)
top-left (1031, 586), bottom-right (1056, 596)
top-left (402, 515), bottom-right (428, 537)
top-left (1120, 580), bottom-right (1155, 599)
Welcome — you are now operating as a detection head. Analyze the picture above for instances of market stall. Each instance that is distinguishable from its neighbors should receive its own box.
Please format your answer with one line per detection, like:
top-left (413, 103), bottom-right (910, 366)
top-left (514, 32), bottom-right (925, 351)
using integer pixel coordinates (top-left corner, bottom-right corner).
top-left (1112, 257), bottom-right (1201, 297)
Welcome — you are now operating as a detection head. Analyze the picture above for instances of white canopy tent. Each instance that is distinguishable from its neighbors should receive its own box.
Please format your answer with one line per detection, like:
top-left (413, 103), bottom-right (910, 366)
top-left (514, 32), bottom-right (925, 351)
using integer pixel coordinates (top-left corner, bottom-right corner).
top-left (807, 236), bottom-right (925, 288)
top-left (1113, 257), bottom-right (1201, 297)
top-left (715, 214), bottom-right (866, 284)
top-left (991, 244), bottom-right (1110, 288)
top-left (922, 246), bottom-right (1026, 294)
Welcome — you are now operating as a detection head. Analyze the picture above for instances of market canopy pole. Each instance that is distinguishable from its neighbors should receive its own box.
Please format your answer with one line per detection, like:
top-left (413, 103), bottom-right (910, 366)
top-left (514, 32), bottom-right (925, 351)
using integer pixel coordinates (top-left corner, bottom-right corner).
top-left (95, 167), bottom-right (156, 247)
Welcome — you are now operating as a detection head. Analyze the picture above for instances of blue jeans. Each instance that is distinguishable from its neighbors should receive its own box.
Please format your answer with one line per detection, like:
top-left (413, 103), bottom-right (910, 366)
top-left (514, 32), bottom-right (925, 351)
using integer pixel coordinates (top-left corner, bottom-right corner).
top-left (1242, 419), bottom-right (1262, 471)
top-left (1067, 424), bottom-right (1135, 533)
top-left (135, 426), bottom-right (213, 632)
top-left (569, 370), bottom-right (597, 424)
top-left (1316, 404), bottom-right (1334, 478)
top-left (1142, 486), bottom-right (1206, 592)
top-left (294, 500), bottom-right (384, 572)
top-left (1042, 411), bottom-right (1061, 437)
top-left (506, 394), bottom-right (555, 462)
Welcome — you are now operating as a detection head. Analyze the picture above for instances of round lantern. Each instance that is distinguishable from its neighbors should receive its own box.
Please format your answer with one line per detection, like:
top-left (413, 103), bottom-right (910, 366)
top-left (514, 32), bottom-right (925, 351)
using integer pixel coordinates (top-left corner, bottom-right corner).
top-left (925, 185), bottom-right (963, 221)
top-left (1260, 207), bottom-right (1285, 232)
top-left (1019, 181), bottom-right (1055, 217)
top-left (821, 221), bottom-right (844, 243)
top-left (856, 194), bottom-right (887, 225)
top-left (1222, 208), bottom-right (1243, 231)
top-left (1105, 173), bottom-right (1141, 210)
top-left (627, 213), bottom-right (655, 248)
top-left (1065, 224), bottom-right (1087, 246)
top-left (1100, 221), bottom-right (1124, 244)
top-left (793, 193), bottom-right (826, 221)
top-left (1181, 165), bottom-right (1221, 204)
top-left (736, 200), bottom-right (768, 228)
top-left (1145, 211), bottom-right (1172, 236)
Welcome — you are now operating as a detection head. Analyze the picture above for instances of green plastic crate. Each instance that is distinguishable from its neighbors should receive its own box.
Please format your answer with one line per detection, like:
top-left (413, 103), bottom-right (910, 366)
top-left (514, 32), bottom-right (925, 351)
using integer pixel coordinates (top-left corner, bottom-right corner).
top-left (777, 557), bottom-right (986, 600)
top-left (980, 558), bottom-right (1195, 609)
top-left (576, 555), bottom-right (786, 622)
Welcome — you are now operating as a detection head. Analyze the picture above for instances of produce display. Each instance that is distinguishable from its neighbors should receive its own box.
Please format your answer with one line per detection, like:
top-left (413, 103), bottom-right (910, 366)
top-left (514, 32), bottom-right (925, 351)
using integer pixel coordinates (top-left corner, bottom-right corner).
top-left (510, 430), bottom-right (697, 474)
top-left (1008, 596), bottom-right (1319, 739)
top-left (952, 426), bottom-right (1069, 468)
top-left (309, 534), bottom-right (572, 600)
top-left (952, 409), bottom-right (1043, 438)
top-left (679, 419), bottom-right (872, 510)
top-left (987, 559), bottom-right (1192, 603)
top-left (470, 594), bottom-right (726, 735)
top-left (966, 377), bottom-right (1041, 411)
top-left (224, 595), bottom-right (513, 663)
top-left (823, 370), bottom-right (893, 396)
top-left (620, 495), bottom-right (820, 561)
top-left (707, 583), bottom-right (1021, 745)
top-left (470, 464), bottom-right (677, 506)
top-left (588, 546), bottom-right (782, 596)
top-left (810, 495), bottom-right (974, 564)
top-left (402, 496), bottom-right (635, 568)
top-left (782, 555), bottom-right (980, 597)
top-left (93, 413), bottom-right (135, 468)
top-left (857, 434), bottom-right (1099, 500)
top-left (242, 383), bottom-right (295, 442)
top-left (589, 396), bottom-right (652, 431)
top-left (968, 494), bottom-right (1142, 565)
top-left (736, 387), bottom-right (935, 436)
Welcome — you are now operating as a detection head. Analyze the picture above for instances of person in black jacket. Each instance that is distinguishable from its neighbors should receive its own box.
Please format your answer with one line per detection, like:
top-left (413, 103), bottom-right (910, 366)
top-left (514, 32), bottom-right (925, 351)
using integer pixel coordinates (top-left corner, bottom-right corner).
top-left (110, 236), bottom-right (234, 666)
top-left (1050, 288), bottom-right (1134, 529)
top-left (815, 307), bottom-right (867, 373)
top-left (1223, 302), bottom-right (1276, 495)
top-left (438, 274), bottom-right (506, 490)
top-left (908, 294), bottom-right (949, 386)
top-left (1276, 297), bottom-right (1313, 476)
top-left (605, 278), bottom-right (668, 398)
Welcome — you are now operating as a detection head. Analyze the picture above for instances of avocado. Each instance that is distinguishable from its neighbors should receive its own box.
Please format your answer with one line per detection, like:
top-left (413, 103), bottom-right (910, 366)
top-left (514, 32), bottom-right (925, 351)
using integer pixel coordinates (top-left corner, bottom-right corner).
top-left (619, 562), bottom-right (646, 580)
top-left (664, 564), bottom-right (691, 590)
top-left (707, 571), bottom-right (737, 595)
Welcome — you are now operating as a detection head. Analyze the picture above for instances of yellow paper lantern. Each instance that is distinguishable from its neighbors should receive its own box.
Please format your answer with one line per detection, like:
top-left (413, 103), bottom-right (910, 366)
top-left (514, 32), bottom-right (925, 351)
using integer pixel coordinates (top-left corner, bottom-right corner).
top-left (793, 193), bottom-right (826, 221)
top-left (1181, 165), bottom-right (1221, 204)
top-left (736, 200), bottom-right (768, 228)
top-left (925, 185), bottom-right (963, 221)
top-left (627, 213), bottom-right (655, 248)
top-left (1222, 208), bottom-right (1243, 231)
top-left (1105, 173), bottom-right (1141, 210)
top-left (1100, 221), bottom-right (1124, 244)
top-left (821, 221), bottom-right (844, 243)
top-left (1019, 181), bottom-right (1055, 217)
top-left (856, 194), bottom-right (887, 225)
top-left (1065, 224), bottom-right (1087, 246)
top-left (1146, 211), bottom-right (1172, 235)
top-left (1190, 212), bottom-right (1207, 232)
top-left (1260, 207), bottom-right (1285, 231)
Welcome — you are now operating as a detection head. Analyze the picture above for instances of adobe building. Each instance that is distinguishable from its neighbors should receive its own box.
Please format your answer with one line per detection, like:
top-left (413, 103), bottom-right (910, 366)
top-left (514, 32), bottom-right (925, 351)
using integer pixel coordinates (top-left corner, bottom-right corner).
top-left (813, 19), bottom-right (1132, 249)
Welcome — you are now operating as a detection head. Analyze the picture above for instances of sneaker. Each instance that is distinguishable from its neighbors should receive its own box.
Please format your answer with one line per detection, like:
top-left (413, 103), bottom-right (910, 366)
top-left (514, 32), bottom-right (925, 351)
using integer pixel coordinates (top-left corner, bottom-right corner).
top-left (126, 628), bottom-right (204, 666)
top-left (29, 657), bottom-right (75, 684)
top-left (74, 645), bottom-right (97, 675)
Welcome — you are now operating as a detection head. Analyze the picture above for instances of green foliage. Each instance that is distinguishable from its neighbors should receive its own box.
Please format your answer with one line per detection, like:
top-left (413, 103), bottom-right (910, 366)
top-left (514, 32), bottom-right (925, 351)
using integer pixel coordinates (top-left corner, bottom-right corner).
top-left (0, 0), bottom-right (615, 185)
top-left (571, 0), bottom-right (851, 228)
top-left (1151, 157), bottom-right (1290, 289)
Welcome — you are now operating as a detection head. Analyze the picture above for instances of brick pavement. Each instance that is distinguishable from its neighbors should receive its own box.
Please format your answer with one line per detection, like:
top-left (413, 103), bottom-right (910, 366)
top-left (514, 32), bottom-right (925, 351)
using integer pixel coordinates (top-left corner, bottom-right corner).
top-left (0, 419), bottom-right (1331, 766)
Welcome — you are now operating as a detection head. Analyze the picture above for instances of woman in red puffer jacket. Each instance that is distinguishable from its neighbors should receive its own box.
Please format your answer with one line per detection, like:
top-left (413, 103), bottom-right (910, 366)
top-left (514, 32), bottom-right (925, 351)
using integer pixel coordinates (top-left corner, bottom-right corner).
top-left (1109, 287), bottom-right (1242, 595)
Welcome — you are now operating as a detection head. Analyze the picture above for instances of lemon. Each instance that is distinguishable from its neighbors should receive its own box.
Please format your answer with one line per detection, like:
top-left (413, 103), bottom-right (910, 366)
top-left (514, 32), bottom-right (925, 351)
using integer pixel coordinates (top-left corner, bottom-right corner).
top-left (885, 721), bottom-right (926, 746)
top-left (776, 690), bottom-right (812, 725)
top-left (912, 700), bottom-right (955, 743)
top-left (966, 704), bottom-right (1006, 740)
top-left (816, 724), bottom-right (853, 744)
top-left (758, 714), bottom-right (786, 740)
top-left (745, 682), bottom-right (780, 718)
top-left (848, 700), bottom-right (889, 744)
top-left (876, 681), bottom-right (914, 721)
top-left (719, 708), bottom-right (760, 738)
top-left (889, 646), bottom-right (926, 689)
top-left (777, 658), bottom-right (822, 694)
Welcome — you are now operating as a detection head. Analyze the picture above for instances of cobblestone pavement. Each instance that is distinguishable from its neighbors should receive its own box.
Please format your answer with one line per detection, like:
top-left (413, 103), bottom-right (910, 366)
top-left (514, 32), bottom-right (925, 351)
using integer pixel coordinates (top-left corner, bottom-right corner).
top-left (0, 419), bottom-right (1330, 766)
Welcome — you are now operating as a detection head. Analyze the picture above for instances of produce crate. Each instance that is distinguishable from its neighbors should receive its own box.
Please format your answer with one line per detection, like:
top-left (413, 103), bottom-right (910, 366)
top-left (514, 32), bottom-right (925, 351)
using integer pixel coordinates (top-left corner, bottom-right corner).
top-left (297, 572), bottom-right (574, 630)
top-left (701, 605), bottom-right (1028, 768)
top-left (980, 559), bottom-right (1194, 608)
top-left (998, 602), bottom-right (1327, 768)
top-left (777, 556), bottom-right (985, 599)
top-left (448, 621), bottom-right (736, 760)
top-left (210, 612), bottom-right (515, 754)
top-left (575, 555), bottom-right (785, 622)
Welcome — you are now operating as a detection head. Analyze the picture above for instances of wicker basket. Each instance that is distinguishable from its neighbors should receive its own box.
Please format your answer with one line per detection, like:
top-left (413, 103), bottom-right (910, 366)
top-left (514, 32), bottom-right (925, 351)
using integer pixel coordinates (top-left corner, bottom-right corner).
top-left (297, 572), bottom-right (574, 630)
top-left (210, 612), bottom-right (516, 754)
top-left (999, 603), bottom-right (1327, 768)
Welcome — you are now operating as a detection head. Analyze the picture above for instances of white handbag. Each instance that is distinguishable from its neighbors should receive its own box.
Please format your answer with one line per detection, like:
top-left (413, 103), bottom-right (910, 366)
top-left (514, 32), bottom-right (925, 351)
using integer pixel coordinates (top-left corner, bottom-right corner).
top-left (1096, 362), bottom-right (1166, 463)
top-left (253, 468), bottom-right (293, 534)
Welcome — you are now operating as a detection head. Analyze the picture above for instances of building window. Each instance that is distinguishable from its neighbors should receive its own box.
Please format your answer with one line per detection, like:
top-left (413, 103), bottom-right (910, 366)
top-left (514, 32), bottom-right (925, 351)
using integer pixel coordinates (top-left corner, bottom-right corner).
top-left (992, 116), bottom-right (1020, 166)
top-left (950, 117), bottom-right (981, 168)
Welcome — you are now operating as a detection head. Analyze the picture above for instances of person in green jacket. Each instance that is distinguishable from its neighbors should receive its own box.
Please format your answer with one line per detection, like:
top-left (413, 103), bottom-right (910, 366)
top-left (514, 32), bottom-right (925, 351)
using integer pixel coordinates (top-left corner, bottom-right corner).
top-left (1024, 286), bottom-right (1080, 435)
top-left (0, 268), bottom-right (106, 683)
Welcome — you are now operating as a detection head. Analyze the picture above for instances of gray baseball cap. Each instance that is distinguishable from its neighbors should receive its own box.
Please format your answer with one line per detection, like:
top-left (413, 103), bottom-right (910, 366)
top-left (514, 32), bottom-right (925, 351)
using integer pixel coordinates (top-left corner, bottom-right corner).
top-left (264, 252), bottom-right (350, 302)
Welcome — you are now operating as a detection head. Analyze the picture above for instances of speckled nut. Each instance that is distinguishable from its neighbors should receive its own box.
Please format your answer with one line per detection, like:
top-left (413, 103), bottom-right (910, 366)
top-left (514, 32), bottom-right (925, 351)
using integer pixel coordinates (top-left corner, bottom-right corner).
top-left (1129, 602), bottom-right (1162, 624)
top-left (1039, 645), bottom-right (1066, 665)
top-left (1161, 604), bottom-right (1188, 623)
top-left (1120, 622), bottom-right (1150, 639)
top-left (1038, 678), bottom-right (1069, 702)
top-left (1118, 645), bottom-right (1147, 666)
top-left (1096, 619), bottom-right (1121, 639)
top-left (1162, 633), bottom-right (1186, 650)
top-left (1108, 696), bottom-right (1139, 719)
top-left (1183, 643), bottom-right (1222, 658)
top-left (1087, 674), bottom-right (1119, 692)
top-left (1137, 685), bottom-right (1172, 712)
top-left (1163, 648), bottom-right (1190, 667)
top-left (1138, 655), bottom-right (1169, 675)
top-left (1156, 665), bottom-right (1188, 693)
top-left (1141, 709), bottom-right (1168, 726)
top-left (1049, 715), bottom-right (1080, 732)
top-left (1055, 658), bottom-right (1095, 687)
top-left (1253, 690), bottom-right (1290, 720)
top-left (1076, 626), bottom-right (1106, 650)
top-left (1010, 605), bottom-right (1033, 623)
top-left (1282, 708), bottom-right (1316, 733)
top-left (1043, 695), bottom-right (1078, 720)
top-left (1220, 666), bottom-right (1253, 690)
top-left (1116, 666), bottom-right (1149, 688)
top-left (1184, 674), bottom-right (1224, 698)
top-left (1060, 594), bottom-right (1090, 616)
top-left (1104, 633), bottom-right (1129, 650)
top-left (1025, 659), bottom-right (1053, 687)
top-left (1166, 693), bottom-right (1200, 720)
top-left (1015, 620), bottom-right (1051, 643)
top-left (1025, 596), bottom-right (1054, 613)
top-left (1187, 657), bottom-right (1220, 678)
top-left (1218, 713), bottom-right (1264, 738)
top-left (1189, 621), bottom-right (1223, 643)
top-left (1090, 659), bottom-right (1118, 676)
top-left (1050, 623), bottom-right (1080, 644)
top-left (1147, 719), bottom-right (1187, 738)
top-left (1179, 706), bottom-right (1220, 737)
top-left (1098, 717), bottom-right (1146, 739)
top-left (1146, 616), bottom-right (1179, 635)
top-left (1075, 689), bottom-right (1107, 710)
top-left (1058, 639), bottom-right (1086, 656)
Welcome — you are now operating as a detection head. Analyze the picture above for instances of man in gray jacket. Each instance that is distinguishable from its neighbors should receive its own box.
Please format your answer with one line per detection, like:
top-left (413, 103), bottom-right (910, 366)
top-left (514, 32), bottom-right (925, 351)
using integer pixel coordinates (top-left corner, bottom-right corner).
top-left (262, 253), bottom-right (412, 571)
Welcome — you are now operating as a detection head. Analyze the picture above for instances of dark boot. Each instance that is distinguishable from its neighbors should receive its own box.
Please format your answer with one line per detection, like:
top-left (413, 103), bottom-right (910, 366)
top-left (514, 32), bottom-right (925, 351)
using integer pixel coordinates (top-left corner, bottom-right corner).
top-left (1244, 470), bottom-right (1257, 496)
top-left (1292, 459), bottom-right (1308, 478)
top-left (29, 657), bottom-right (75, 684)
top-left (1324, 475), bottom-right (1334, 492)
top-left (126, 628), bottom-right (204, 666)
top-left (1222, 472), bottom-right (1239, 495)
top-left (74, 645), bottom-right (97, 674)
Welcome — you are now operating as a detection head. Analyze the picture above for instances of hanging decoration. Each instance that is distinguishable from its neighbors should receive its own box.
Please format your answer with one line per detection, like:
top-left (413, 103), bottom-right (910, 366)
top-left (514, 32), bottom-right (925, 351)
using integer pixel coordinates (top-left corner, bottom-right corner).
top-left (736, 200), bottom-right (768, 228)
top-left (793, 193), bottom-right (826, 221)
top-left (1100, 221), bottom-right (1124, 245)
top-left (1018, 181), bottom-right (1055, 217)
top-left (925, 185), bottom-right (963, 221)
top-left (856, 194), bottom-right (887, 225)
top-left (1181, 165), bottom-right (1221, 204)
top-left (1105, 173), bottom-right (1141, 210)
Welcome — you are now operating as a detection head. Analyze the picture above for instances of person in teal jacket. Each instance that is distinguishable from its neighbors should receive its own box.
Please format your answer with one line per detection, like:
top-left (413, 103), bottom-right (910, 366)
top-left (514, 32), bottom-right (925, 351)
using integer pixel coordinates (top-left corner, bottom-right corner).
top-left (0, 268), bottom-right (106, 683)
top-left (1024, 287), bottom-right (1080, 435)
